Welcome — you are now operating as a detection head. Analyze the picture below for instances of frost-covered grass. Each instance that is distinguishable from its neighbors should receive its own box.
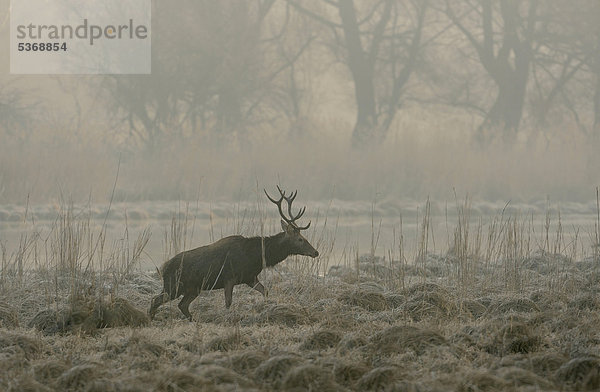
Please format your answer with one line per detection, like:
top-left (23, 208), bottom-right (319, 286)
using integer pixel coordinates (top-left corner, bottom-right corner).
top-left (2, 251), bottom-right (600, 391)
top-left (1, 198), bottom-right (600, 391)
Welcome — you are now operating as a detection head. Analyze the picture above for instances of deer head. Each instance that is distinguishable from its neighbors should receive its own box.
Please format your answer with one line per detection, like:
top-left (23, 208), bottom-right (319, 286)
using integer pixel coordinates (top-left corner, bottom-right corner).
top-left (264, 186), bottom-right (319, 258)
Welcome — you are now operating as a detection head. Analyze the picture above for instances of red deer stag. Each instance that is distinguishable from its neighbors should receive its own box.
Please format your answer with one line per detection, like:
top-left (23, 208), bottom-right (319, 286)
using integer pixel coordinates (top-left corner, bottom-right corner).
top-left (149, 187), bottom-right (318, 321)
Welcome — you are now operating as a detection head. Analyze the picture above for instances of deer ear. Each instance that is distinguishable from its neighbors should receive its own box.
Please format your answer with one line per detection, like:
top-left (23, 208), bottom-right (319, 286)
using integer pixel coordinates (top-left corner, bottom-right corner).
top-left (281, 220), bottom-right (293, 234)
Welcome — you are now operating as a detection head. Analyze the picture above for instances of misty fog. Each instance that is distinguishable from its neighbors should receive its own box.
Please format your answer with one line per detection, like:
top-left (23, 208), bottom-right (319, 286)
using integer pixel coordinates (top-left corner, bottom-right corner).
top-left (4, 4), bottom-right (600, 389)
top-left (1, 0), bottom-right (600, 267)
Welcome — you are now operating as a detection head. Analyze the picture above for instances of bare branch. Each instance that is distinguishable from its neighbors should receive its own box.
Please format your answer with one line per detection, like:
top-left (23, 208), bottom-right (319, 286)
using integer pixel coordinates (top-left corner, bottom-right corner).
top-left (445, 0), bottom-right (484, 57)
top-left (367, 0), bottom-right (393, 67)
top-left (285, 0), bottom-right (342, 29)
top-left (358, 0), bottom-right (386, 25)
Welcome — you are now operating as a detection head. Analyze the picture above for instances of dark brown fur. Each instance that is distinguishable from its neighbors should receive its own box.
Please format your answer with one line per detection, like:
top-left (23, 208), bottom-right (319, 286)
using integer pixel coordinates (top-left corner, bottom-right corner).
top-left (149, 222), bottom-right (318, 320)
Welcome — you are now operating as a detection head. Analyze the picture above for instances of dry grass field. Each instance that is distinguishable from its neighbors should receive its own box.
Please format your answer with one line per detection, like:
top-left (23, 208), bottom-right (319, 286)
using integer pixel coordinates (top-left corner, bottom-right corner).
top-left (1, 202), bottom-right (600, 392)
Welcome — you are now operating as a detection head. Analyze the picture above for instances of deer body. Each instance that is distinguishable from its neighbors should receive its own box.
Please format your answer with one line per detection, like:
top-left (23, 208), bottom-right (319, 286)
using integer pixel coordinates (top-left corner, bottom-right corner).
top-left (149, 187), bottom-right (318, 321)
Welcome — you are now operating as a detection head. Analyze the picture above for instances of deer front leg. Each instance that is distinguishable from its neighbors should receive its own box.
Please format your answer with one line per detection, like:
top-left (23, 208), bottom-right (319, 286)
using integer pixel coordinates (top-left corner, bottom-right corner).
top-left (178, 293), bottom-right (197, 321)
top-left (224, 281), bottom-right (234, 308)
top-left (246, 277), bottom-right (267, 297)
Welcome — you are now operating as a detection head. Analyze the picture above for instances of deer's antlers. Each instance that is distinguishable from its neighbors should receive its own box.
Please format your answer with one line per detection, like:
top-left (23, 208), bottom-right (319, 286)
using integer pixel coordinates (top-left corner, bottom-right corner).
top-left (264, 186), bottom-right (311, 230)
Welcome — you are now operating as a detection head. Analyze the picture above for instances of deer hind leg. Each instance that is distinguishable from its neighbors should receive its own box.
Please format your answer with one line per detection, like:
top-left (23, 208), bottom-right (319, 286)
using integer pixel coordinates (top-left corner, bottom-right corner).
top-left (178, 293), bottom-right (198, 321)
top-left (149, 291), bottom-right (170, 320)
top-left (246, 277), bottom-right (267, 297)
top-left (224, 281), bottom-right (235, 308)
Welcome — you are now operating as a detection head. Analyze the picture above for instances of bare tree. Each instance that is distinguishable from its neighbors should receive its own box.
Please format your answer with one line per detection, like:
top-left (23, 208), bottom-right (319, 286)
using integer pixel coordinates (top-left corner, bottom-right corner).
top-left (444, 0), bottom-right (538, 142)
top-left (288, 0), bottom-right (428, 146)
top-left (100, 0), bottom-right (311, 150)
top-left (524, 1), bottom-right (598, 134)
top-left (262, 3), bottom-right (319, 137)
top-left (0, 83), bottom-right (36, 140)
top-left (548, 1), bottom-right (600, 135)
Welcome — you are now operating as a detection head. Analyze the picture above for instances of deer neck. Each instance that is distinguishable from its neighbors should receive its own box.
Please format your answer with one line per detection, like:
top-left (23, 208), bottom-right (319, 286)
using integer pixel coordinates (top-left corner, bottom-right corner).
top-left (262, 232), bottom-right (291, 267)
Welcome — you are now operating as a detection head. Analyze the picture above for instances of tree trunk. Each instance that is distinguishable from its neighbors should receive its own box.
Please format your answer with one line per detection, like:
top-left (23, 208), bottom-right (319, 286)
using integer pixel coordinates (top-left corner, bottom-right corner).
top-left (338, 0), bottom-right (378, 146)
top-left (470, 0), bottom-right (535, 143)
top-left (485, 58), bottom-right (529, 142)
